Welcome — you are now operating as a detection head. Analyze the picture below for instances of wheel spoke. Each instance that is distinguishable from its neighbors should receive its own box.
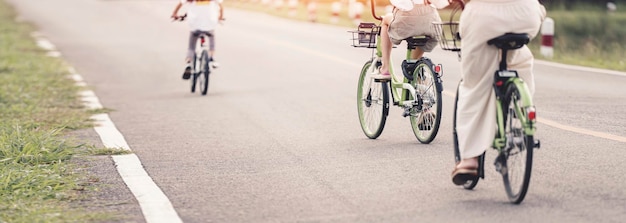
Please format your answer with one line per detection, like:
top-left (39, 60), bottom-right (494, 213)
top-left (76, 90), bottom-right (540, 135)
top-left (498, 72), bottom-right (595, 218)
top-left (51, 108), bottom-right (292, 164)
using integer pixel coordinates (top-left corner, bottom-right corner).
top-left (502, 83), bottom-right (533, 204)
top-left (410, 60), bottom-right (442, 144)
top-left (357, 61), bottom-right (388, 139)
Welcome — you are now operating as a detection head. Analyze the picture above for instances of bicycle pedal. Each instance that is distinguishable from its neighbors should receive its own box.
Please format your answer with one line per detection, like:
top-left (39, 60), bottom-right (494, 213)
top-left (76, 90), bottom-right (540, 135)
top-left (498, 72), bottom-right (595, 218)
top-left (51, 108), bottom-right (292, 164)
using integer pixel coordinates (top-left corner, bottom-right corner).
top-left (494, 153), bottom-right (507, 175)
top-left (402, 110), bottom-right (410, 117)
top-left (373, 78), bottom-right (389, 83)
top-left (534, 139), bottom-right (541, 149)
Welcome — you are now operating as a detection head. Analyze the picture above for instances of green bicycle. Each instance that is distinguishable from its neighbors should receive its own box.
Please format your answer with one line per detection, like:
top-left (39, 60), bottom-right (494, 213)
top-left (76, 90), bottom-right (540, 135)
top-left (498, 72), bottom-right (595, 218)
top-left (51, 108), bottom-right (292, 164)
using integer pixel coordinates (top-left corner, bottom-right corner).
top-left (431, 1), bottom-right (541, 203)
top-left (449, 32), bottom-right (542, 204)
top-left (351, 1), bottom-right (444, 144)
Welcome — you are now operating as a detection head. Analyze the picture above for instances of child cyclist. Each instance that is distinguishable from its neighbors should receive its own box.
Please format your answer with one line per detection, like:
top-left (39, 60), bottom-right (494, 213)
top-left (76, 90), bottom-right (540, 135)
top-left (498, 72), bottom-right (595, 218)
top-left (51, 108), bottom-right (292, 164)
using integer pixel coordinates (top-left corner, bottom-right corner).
top-left (171, 0), bottom-right (224, 80)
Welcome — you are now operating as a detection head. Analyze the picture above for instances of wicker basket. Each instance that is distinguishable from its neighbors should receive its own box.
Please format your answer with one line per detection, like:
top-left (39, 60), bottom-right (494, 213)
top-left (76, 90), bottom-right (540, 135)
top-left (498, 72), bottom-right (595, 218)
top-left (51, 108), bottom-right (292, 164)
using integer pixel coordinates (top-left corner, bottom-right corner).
top-left (349, 23), bottom-right (380, 48)
top-left (432, 21), bottom-right (461, 52)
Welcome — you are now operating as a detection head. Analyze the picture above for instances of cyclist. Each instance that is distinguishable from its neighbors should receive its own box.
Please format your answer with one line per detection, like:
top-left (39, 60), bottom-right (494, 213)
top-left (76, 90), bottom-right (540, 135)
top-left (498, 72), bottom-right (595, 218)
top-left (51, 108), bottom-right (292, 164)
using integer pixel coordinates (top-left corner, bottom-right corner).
top-left (451, 0), bottom-right (546, 185)
top-left (373, 0), bottom-right (449, 80)
top-left (171, 0), bottom-right (224, 80)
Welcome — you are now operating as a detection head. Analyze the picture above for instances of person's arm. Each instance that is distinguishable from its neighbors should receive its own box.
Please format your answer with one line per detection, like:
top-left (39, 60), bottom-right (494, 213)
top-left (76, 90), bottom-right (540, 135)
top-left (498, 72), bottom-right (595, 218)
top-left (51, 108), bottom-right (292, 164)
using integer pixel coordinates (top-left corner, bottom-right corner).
top-left (171, 2), bottom-right (183, 19)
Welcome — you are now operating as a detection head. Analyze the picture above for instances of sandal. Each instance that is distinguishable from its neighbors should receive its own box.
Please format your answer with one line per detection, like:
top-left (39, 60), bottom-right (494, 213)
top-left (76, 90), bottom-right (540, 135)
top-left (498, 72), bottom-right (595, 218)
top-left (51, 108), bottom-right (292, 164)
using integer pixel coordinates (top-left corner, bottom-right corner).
top-left (451, 166), bottom-right (478, 185)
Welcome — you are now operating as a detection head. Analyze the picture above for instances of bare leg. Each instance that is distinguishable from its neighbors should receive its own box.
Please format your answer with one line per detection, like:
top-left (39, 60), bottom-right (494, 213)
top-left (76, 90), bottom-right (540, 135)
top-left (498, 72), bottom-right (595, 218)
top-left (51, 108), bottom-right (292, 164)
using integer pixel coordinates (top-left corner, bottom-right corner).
top-left (456, 157), bottom-right (478, 168)
top-left (411, 48), bottom-right (424, 60)
top-left (380, 15), bottom-right (393, 75)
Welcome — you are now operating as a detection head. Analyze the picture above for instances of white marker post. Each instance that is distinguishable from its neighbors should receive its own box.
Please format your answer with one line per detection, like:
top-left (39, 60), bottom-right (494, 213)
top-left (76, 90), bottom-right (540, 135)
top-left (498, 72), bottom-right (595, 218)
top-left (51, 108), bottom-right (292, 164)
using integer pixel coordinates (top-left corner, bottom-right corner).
top-left (352, 1), bottom-right (364, 25)
top-left (288, 0), bottom-right (298, 17)
top-left (274, 0), bottom-right (284, 10)
top-left (540, 17), bottom-right (554, 59)
top-left (307, 1), bottom-right (317, 23)
top-left (331, 2), bottom-right (341, 24)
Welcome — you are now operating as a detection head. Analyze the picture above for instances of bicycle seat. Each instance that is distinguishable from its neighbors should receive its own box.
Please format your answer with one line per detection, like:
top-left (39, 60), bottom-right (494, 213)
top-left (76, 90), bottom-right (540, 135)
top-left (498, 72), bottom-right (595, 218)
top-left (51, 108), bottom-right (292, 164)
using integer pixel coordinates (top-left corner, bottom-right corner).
top-left (487, 33), bottom-right (529, 50)
top-left (405, 36), bottom-right (432, 49)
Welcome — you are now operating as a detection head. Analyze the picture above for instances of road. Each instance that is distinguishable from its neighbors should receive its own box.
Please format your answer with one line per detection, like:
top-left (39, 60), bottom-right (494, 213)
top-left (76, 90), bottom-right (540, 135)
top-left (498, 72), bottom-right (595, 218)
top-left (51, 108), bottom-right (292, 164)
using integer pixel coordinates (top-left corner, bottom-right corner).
top-left (6, 0), bottom-right (626, 222)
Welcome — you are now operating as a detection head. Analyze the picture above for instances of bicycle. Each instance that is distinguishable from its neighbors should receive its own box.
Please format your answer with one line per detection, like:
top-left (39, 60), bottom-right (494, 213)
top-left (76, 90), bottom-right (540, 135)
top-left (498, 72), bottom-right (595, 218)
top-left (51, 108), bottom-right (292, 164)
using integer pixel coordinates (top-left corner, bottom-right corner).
top-left (173, 14), bottom-right (217, 96)
top-left (350, 0), bottom-right (444, 144)
top-left (434, 2), bottom-right (542, 204)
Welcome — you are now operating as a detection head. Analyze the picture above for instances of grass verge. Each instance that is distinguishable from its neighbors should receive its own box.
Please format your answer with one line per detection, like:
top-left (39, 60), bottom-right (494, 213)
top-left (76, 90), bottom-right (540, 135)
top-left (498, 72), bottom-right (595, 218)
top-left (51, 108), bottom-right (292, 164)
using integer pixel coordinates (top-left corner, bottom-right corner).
top-left (0, 1), bottom-right (118, 222)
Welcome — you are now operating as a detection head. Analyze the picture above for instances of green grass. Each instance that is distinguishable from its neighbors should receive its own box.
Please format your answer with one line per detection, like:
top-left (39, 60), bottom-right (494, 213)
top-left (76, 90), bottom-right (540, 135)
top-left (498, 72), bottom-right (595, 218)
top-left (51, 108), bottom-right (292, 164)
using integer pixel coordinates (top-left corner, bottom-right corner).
top-left (86, 146), bottom-right (133, 156)
top-left (529, 9), bottom-right (626, 71)
top-left (226, 0), bottom-right (626, 72)
top-left (0, 1), bottom-right (118, 222)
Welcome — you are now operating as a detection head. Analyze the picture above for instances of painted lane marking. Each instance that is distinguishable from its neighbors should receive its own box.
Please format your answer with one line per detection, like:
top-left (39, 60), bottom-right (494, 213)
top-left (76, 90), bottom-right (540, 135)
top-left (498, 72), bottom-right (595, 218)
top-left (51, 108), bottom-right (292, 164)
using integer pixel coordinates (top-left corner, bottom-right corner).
top-left (537, 117), bottom-right (626, 143)
top-left (535, 60), bottom-right (626, 77)
top-left (79, 75), bottom-right (183, 223)
top-left (32, 32), bottom-right (61, 57)
top-left (443, 90), bottom-right (625, 143)
top-left (32, 33), bottom-right (182, 223)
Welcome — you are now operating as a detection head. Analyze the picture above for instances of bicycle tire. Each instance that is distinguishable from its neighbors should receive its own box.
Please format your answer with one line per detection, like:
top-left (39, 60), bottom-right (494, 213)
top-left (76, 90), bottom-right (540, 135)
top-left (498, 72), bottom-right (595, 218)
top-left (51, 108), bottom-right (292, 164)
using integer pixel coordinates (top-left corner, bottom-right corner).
top-left (501, 82), bottom-right (534, 204)
top-left (409, 58), bottom-right (442, 144)
top-left (357, 60), bottom-right (389, 139)
top-left (191, 54), bottom-right (198, 93)
top-left (452, 80), bottom-right (480, 190)
top-left (199, 50), bottom-right (210, 95)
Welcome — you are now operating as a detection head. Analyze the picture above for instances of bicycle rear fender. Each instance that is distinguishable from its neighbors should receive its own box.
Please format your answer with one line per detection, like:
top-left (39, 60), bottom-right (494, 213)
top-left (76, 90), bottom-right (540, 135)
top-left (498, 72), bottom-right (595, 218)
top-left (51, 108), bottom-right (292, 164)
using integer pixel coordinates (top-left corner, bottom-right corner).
top-left (507, 78), bottom-right (537, 135)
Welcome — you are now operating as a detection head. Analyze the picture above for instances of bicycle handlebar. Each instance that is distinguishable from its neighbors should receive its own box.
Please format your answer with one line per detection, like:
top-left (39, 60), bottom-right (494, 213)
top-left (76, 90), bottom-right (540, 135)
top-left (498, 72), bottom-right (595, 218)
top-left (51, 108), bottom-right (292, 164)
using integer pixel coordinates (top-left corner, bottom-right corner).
top-left (172, 13), bottom-right (187, 22)
top-left (172, 13), bottom-right (226, 23)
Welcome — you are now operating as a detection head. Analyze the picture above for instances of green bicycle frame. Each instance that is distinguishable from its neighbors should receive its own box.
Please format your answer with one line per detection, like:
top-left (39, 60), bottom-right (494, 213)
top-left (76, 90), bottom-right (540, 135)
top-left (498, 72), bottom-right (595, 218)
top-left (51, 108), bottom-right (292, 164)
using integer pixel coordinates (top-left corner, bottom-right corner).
top-left (374, 35), bottom-right (421, 106)
top-left (493, 77), bottom-right (537, 150)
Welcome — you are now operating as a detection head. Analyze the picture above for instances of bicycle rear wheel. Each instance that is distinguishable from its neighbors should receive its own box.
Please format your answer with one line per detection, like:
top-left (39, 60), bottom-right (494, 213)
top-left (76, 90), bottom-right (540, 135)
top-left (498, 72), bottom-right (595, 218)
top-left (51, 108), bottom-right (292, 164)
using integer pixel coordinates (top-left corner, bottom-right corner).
top-left (409, 58), bottom-right (442, 144)
top-left (501, 83), bottom-right (534, 204)
top-left (357, 60), bottom-right (389, 139)
top-left (199, 50), bottom-right (210, 95)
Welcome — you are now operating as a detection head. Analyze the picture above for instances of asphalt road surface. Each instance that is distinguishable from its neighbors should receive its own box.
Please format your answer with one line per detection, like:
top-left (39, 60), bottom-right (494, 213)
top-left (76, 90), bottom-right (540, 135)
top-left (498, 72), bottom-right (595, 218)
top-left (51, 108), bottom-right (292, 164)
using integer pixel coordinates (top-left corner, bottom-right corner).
top-left (6, 0), bottom-right (626, 222)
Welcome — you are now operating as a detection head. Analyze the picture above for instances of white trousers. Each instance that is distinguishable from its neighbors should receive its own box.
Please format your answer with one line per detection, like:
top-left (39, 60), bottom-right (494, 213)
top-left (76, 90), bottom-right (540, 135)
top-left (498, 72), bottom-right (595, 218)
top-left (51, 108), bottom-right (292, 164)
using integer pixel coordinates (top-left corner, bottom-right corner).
top-left (456, 0), bottom-right (546, 159)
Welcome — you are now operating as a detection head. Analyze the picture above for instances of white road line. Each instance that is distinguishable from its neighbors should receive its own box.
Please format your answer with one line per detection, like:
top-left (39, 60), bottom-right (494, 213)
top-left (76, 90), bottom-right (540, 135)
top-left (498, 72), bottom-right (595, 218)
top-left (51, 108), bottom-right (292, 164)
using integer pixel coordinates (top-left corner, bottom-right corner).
top-left (32, 33), bottom-right (182, 223)
top-left (32, 32), bottom-right (61, 57)
top-left (538, 117), bottom-right (626, 143)
top-left (535, 60), bottom-right (626, 77)
top-left (81, 77), bottom-right (184, 223)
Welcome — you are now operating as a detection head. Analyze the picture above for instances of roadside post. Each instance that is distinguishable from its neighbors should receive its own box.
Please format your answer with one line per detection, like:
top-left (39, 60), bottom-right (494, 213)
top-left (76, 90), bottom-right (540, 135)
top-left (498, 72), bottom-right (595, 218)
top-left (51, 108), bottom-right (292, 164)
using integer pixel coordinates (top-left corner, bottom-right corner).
top-left (288, 0), bottom-right (298, 17)
top-left (540, 17), bottom-right (554, 59)
top-left (331, 2), bottom-right (341, 24)
top-left (307, 1), bottom-right (317, 22)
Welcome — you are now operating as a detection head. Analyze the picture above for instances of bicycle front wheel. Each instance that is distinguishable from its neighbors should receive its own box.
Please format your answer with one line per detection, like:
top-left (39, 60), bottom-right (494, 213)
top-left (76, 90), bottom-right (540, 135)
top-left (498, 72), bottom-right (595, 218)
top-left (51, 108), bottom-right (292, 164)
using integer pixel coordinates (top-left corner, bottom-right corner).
top-left (357, 60), bottom-right (389, 139)
top-left (501, 82), bottom-right (534, 204)
top-left (199, 50), bottom-right (210, 95)
top-left (191, 54), bottom-right (198, 93)
top-left (409, 58), bottom-right (442, 144)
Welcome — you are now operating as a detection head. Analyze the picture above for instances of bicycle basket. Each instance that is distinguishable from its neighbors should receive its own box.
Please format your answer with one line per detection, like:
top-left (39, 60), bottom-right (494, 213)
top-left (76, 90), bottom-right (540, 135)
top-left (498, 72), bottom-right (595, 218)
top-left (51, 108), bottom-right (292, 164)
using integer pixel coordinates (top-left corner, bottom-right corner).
top-left (432, 21), bottom-right (461, 52)
top-left (349, 22), bottom-right (380, 48)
